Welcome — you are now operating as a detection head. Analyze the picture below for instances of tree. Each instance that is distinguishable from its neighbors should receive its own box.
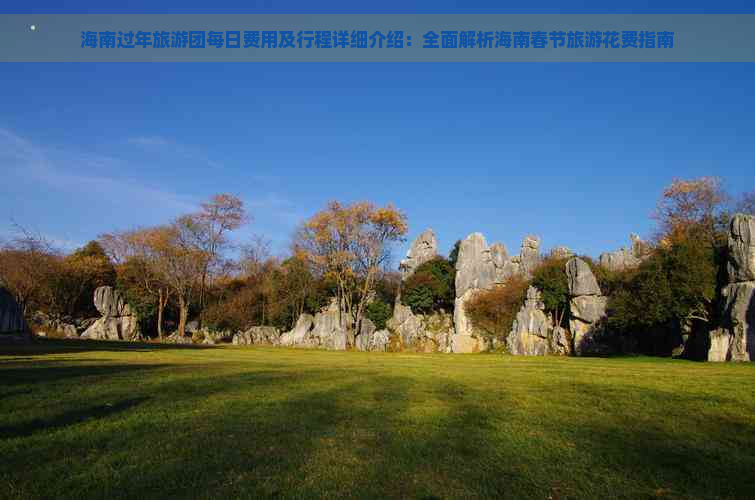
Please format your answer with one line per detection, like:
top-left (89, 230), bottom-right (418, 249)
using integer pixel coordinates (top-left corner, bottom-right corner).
top-left (296, 201), bottom-right (407, 341)
top-left (401, 257), bottom-right (455, 314)
top-left (0, 226), bottom-right (58, 318)
top-left (734, 189), bottom-right (755, 216)
top-left (193, 194), bottom-right (248, 318)
top-left (530, 255), bottom-right (570, 329)
top-left (654, 176), bottom-right (728, 244)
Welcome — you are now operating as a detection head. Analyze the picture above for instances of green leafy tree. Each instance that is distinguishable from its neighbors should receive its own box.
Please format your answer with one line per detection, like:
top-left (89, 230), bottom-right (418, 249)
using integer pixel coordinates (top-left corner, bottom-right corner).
top-left (401, 257), bottom-right (455, 314)
top-left (530, 256), bottom-right (570, 328)
top-left (365, 299), bottom-right (392, 330)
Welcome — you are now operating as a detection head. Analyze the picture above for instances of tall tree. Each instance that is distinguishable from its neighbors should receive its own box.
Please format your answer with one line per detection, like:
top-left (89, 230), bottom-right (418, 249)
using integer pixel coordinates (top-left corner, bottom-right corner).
top-left (296, 201), bottom-right (407, 340)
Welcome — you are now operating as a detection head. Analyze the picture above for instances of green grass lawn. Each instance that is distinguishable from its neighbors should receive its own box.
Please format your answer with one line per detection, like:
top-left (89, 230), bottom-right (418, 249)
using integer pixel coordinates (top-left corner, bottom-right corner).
top-left (1, 340), bottom-right (754, 500)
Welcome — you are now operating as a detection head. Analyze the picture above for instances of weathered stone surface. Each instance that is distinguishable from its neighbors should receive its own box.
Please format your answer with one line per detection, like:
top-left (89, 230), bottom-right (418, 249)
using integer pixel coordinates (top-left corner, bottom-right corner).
top-left (451, 333), bottom-right (482, 354)
top-left (312, 299), bottom-right (350, 349)
top-left (519, 235), bottom-right (542, 278)
top-left (455, 233), bottom-right (496, 298)
top-left (711, 282), bottom-right (754, 362)
top-left (371, 329), bottom-right (391, 352)
top-left (727, 214), bottom-right (755, 283)
top-left (388, 303), bottom-right (454, 352)
top-left (599, 233), bottom-right (646, 272)
top-left (400, 229), bottom-right (438, 280)
top-left (81, 286), bottom-right (141, 341)
top-left (570, 295), bottom-right (609, 324)
top-left (355, 318), bottom-right (376, 351)
top-left (507, 286), bottom-right (552, 356)
top-left (93, 286), bottom-right (132, 317)
top-left (279, 313), bottom-right (315, 347)
top-left (566, 258), bottom-right (601, 297)
top-left (0, 288), bottom-right (28, 334)
top-left (709, 214), bottom-right (755, 362)
top-left (164, 331), bottom-right (192, 344)
top-left (30, 311), bottom-right (79, 339)
top-left (566, 257), bottom-right (607, 356)
top-left (233, 326), bottom-right (281, 346)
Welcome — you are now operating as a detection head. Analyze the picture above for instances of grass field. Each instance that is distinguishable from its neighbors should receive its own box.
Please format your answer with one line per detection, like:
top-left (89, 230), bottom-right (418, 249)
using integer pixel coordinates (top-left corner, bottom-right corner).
top-left (1, 340), bottom-right (754, 499)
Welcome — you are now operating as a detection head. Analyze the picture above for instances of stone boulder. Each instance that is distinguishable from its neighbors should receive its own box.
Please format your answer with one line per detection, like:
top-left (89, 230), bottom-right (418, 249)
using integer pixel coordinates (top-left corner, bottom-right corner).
top-left (233, 326), bottom-right (281, 346)
top-left (371, 330), bottom-right (392, 352)
top-left (399, 229), bottom-right (438, 280)
top-left (81, 286), bottom-right (141, 341)
top-left (452, 233), bottom-right (496, 352)
top-left (388, 303), bottom-right (454, 352)
top-left (507, 286), bottom-right (552, 356)
top-left (355, 318), bottom-right (376, 351)
top-left (519, 235), bottom-right (542, 278)
top-left (279, 314), bottom-right (316, 347)
top-left (566, 257), bottom-right (607, 356)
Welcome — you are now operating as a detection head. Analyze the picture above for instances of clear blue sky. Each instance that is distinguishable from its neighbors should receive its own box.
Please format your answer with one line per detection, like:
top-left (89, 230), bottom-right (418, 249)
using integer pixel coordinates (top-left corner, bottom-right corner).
top-left (1, 1), bottom-right (754, 263)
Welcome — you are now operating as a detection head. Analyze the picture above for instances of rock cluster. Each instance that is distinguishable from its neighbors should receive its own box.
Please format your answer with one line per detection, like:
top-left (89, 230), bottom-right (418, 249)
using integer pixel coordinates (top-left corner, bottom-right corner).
top-left (507, 286), bottom-right (553, 356)
top-left (278, 299), bottom-right (350, 350)
top-left (566, 257), bottom-right (608, 356)
top-left (387, 303), bottom-right (454, 352)
top-left (709, 214), bottom-right (755, 362)
top-left (355, 318), bottom-right (391, 352)
top-left (0, 288), bottom-right (30, 343)
top-left (81, 286), bottom-right (142, 341)
top-left (399, 228), bottom-right (438, 280)
top-left (598, 233), bottom-right (646, 272)
top-left (452, 233), bottom-right (541, 352)
top-left (233, 326), bottom-right (281, 346)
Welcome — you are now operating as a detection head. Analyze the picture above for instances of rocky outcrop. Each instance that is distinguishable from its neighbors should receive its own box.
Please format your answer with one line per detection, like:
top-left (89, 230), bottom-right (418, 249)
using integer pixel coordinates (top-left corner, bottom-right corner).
top-left (566, 257), bottom-right (607, 356)
top-left (507, 286), bottom-right (553, 356)
top-left (0, 288), bottom-right (30, 343)
top-left (232, 326), bottom-right (280, 346)
top-left (550, 246), bottom-right (574, 260)
top-left (399, 229), bottom-right (438, 280)
top-left (599, 233), bottom-right (646, 272)
top-left (388, 303), bottom-right (454, 352)
top-left (452, 233), bottom-right (542, 352)
top-left (452, 233), bottom-right (497, 352)
top-left (80, 286), bottom-right (141, 341)
top-left (279, 299), bottom-right (350, 350)
top-left (709, 214), bottom-right (755, 362)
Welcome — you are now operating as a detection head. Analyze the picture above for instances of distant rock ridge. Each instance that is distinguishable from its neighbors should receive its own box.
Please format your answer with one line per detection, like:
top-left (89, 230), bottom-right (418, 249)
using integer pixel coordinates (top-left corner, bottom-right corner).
top-left (599, 233), bottom-right (647, 272)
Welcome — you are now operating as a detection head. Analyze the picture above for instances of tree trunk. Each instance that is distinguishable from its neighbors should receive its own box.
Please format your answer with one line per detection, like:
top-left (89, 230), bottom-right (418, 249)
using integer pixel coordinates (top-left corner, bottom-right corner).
top-left (157, 288), bottom-right (165, 339)
top-left (178, 294), bottom-right (188, 337)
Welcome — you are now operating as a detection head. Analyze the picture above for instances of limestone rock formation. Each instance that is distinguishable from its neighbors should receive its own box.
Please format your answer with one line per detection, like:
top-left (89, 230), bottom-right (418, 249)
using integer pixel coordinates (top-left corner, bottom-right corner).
top-left (451, 232), bottom-right (543, 353)
top-left (388, 303), bottom-right (454, 352)
top-left (233, 326), bottom-right (281, 346)
top-left (550, 246), bottom-right (574, 260)
top-left (709, 215), bottom-right (755, 362)
top-left (279, 299), bottom-right (351, 350)
top-left (507, 286), bottom-right (553, 356)
top-left (599, 233), bottom-right (646, 272)
top-left (0, 288), bottom-right (30, 343)
top-left (355, 318), bottom-right (376, 351)
top-left (399, 229), bottom-right (438, 280)
top-left (81, 286), bottom-right (141, 341)
top-left (566, 257), bottom-right (607, 356)
top-left (371, 329), bottom-right (392, 352)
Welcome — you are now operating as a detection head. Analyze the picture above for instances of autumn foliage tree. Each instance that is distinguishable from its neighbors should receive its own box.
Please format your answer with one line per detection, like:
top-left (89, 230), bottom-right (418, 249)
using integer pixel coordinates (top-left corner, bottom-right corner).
top-left (464, 275), bottom-right (528, 343)
top-left (296, 201), bottom-right (407, 339)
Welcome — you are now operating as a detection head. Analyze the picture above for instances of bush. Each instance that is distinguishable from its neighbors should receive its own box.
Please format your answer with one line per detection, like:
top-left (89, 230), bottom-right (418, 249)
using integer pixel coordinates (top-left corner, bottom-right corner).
top-left (365, 299), bottom-right (392, 330)
top-left (401, 257), bottom-right (455, 314)
top-left (464, 275), bottom-right (528, 342)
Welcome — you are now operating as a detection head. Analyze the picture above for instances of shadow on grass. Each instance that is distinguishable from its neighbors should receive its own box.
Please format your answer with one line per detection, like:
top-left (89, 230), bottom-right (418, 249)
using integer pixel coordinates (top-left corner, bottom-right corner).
top-left (2, 360), bottom-right (754, 499)
top-left (0, 337), bottom-right (216, 356)
top-left (0, 397), bottom-right (149, 440)
top-left (0, 361), bottom-right (171, 387)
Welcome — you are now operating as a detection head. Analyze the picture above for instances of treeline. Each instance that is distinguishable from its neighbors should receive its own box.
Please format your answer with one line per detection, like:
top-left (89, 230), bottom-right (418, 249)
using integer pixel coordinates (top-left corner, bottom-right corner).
top-left (0, 196), bottom-right (406, 340)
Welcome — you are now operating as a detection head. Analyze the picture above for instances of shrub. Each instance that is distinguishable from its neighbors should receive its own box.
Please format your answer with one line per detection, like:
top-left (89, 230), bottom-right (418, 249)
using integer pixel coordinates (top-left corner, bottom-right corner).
top-left (464, 275), bottom-right (528, 342)
top-left (530, 256), bottom-right (570, 328)
top-left (401, 257), bottom-right (455, 314)
top-left (365, 299), bottom-right (392, 330)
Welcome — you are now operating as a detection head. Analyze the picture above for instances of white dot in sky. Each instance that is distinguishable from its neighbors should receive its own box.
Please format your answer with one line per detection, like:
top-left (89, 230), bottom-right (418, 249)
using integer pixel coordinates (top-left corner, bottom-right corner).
top-left (30, 25), bottom-right (36, 31)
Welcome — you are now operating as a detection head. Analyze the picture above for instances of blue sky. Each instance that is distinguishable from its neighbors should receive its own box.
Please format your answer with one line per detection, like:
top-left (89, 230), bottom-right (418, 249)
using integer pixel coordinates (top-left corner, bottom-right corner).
top-left (1, 1), bottom-right (754, 263)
